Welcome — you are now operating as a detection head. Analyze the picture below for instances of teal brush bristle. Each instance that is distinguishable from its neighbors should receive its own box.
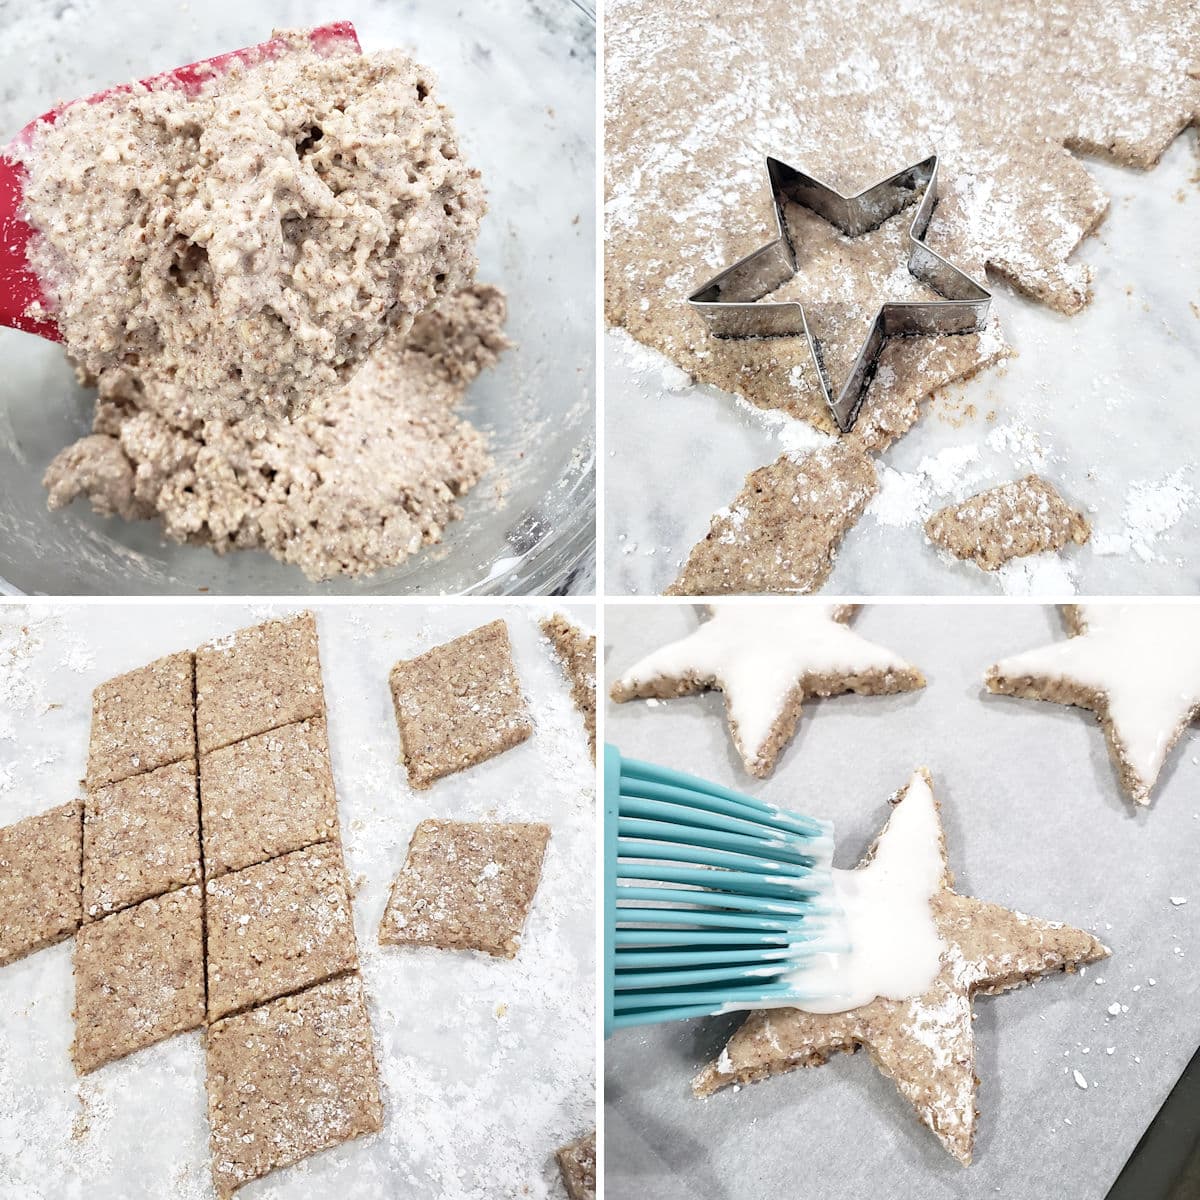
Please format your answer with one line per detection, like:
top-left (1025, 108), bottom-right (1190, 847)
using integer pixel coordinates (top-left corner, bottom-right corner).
top-left (604, 745), bottom-right (845, 1034)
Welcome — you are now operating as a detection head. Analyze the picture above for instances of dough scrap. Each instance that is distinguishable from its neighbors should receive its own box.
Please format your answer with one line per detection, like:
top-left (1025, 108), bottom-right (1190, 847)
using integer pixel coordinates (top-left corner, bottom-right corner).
top-left (669, 443), bottom-right (877, 595)
top-left (693, 769), bottom-right (1109, 1165)
top-left (44, 285), bottom-right (509, 582)
top-left (19, 29), bottom-right (484, 422)
top-left (606, 0), bottom-right (1198, 434)
top-left (84, 759), bottom-right (201, 919)
top-left (925, 474), bottom-right (1090, 570)
top-left (541, 615), bottom-right (597, 761)
top-left (556, 1129), bottom-right (597, 1200)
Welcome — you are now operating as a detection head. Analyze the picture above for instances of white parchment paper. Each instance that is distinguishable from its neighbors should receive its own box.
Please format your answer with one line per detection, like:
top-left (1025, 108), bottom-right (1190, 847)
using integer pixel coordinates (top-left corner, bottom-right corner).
top-left (604, 601), bottom-right (1200, 1200)
top-left (0, 602), bottom-right (595, 1200)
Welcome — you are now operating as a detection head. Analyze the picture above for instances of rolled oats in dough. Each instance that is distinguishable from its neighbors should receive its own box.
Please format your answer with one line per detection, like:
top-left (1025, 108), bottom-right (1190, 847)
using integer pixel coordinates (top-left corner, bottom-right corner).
top-left (925, 474), bottom-right (1091, 570)
top-left (18, 29), bottom-right (484, 422)
top-left (43, 285), bottom-right (509, 580)
top-left (669, 442), bottom-right (878, 595)
top-left (693, 770), bottom-right (1110, 1165)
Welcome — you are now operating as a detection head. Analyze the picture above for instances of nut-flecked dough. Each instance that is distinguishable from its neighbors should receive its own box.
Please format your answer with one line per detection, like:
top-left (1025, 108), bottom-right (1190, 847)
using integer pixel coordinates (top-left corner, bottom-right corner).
top-left (605, 0), bottom-right (1198, 592)
top-left (606, 0), bottom-right (1197, 436)
top-left (541, 615), bottom-right (597, 761)
top-left (86, 650), bottom-right (196, 791)
top-left (195, 612), bottom-right (324, 754)
top-left (204, 844), bottom-right (358, 1022)
top-left (199, 718), bottom-right (339, 878)
top-left (44, 285), bottom-right (508, 581)
top-left (72, 885), bottom-right (206, 1075)
top-left (84, 759), bottom-right (201, 919)
top-left (19, 29), bottom-right (484, 422)
top-left (205, 974), bottom-right (383, 1199)
top-left (669, 443), bottom-right (878, 595)
top-left (379, 819), bottom-right (550, 958)
top-left (693, 771), bottom-right (1110, 1165)
top-left (389, 620), bottom-right (534, 789)
top-left (925, 474), bottom-right (1090, 570)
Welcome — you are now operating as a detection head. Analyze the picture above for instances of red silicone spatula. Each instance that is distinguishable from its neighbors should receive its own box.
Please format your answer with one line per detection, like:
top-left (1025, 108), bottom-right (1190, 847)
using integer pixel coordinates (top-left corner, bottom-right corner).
top-left (0, 21), bottom-right (360, 341)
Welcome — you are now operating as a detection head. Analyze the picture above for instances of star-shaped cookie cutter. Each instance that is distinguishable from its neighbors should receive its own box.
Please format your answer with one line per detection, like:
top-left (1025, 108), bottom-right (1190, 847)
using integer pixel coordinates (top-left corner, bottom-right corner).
top-left (687, 154), bottom-right (991, 433)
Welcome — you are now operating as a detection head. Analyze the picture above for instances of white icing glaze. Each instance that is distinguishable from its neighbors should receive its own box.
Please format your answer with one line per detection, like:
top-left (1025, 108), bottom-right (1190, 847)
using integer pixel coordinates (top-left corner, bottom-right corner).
top-left (758, 771), bottom-right (947, 1013)
top-left (993, 604), bottom-right (1200, 794)
top-left (615, 605), bottom-right (918, 762)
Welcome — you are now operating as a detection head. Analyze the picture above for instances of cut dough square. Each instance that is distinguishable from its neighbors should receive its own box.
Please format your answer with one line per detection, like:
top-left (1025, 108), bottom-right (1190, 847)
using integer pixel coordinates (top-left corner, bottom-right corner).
top-left (541, 615), bottom-right (597, 761)
top-left (86, 650), bottom-right (195, 790)
top-left (205, 973), bottom-right (383, 1199)
top-left (389, 619), bottom-right (533, 789)
top-left (200, 718), bottom-right (339, 879)
top-left (83, 758), bottom-right (200, 920)
top-left (379, 819), bottom-right (550, 958)
top-left (556, 1130), bottom-right (597, 1200)
top-left (204, 844), bottom-right (358, 1022)
top-left (0, 801), bottom-right (83, 968)
top-left (195, 612), bottom-right (324, 755)
top-left (72, 885), bottom-right (205, 1074)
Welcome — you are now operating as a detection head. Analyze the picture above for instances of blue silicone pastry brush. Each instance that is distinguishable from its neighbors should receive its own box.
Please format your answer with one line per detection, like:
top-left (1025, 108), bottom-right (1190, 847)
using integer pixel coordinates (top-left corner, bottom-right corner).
top-left (604, 745), bottom-right (847, 1034)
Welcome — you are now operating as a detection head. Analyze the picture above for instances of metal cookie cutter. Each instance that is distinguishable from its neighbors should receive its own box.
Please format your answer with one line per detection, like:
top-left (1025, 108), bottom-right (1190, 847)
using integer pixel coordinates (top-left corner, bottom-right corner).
top-left (687, 154), bottom-right (991, 433)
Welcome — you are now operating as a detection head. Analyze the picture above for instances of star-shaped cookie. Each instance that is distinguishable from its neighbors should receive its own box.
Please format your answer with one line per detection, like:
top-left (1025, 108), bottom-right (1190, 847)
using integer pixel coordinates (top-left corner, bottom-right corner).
top-left (693, 769), bottom-right (1108, 1165)
top-left (986, 604), bottom-right (1200, 805)
top-left (609, 604), bottom-right (925, 777)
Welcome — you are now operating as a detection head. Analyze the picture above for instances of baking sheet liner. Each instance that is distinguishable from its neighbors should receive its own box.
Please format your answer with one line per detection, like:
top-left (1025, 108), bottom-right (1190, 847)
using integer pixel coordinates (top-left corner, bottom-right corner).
top-left (604, 601), bottom-right (1200, 1200)
top-left (0, 602), bottom-right (595, 1199)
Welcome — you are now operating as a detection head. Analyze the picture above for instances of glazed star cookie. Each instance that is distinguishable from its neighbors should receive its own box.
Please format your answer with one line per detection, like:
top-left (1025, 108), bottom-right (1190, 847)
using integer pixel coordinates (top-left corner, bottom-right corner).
top-left (986, 604), bottom-right (1200, 805)
top-left (609, 605), bottom-right (925, 777)
top-left (693, 769), bottom-right (1108, 1165)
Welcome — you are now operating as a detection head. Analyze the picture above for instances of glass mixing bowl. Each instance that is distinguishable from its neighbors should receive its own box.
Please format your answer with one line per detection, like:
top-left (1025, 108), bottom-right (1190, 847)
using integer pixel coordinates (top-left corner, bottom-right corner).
top-left (0, 0), bottom-right (595, 594)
